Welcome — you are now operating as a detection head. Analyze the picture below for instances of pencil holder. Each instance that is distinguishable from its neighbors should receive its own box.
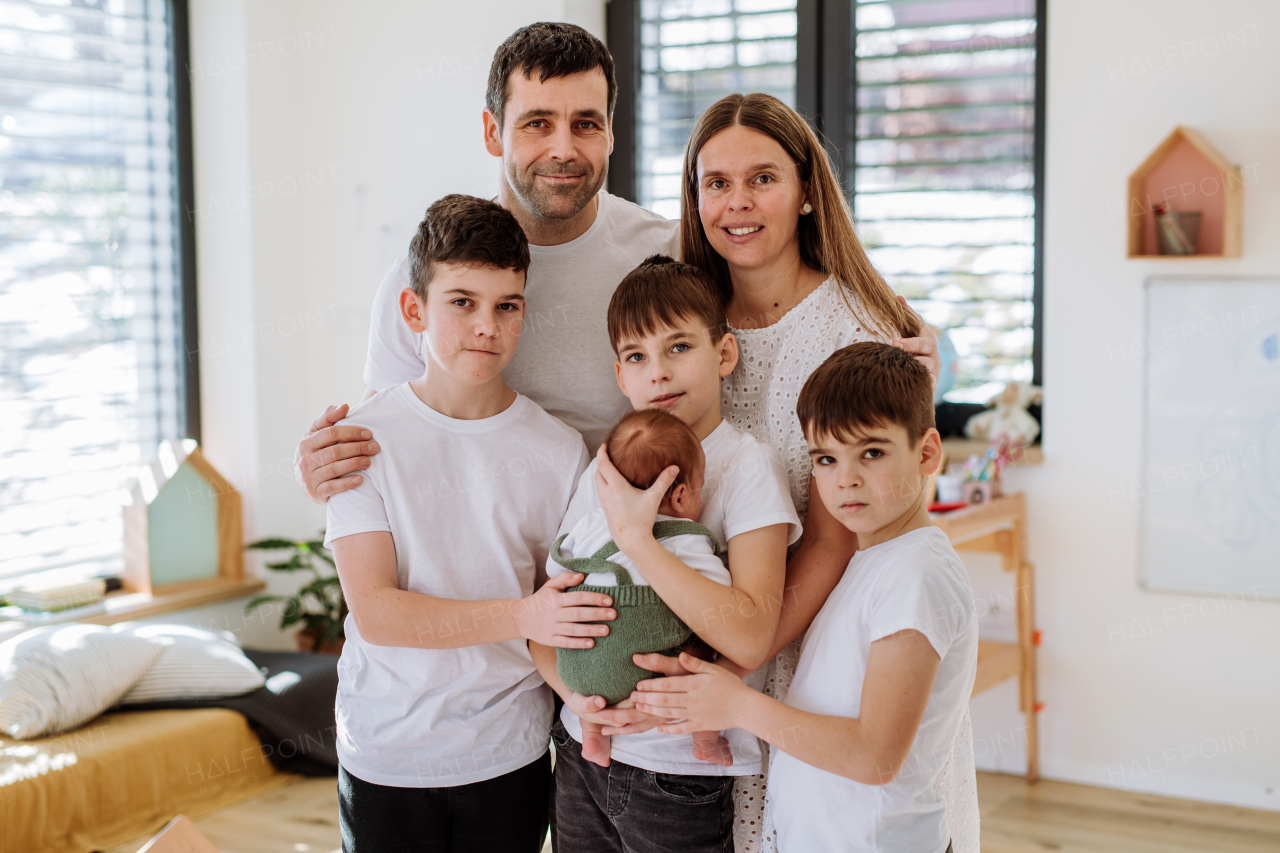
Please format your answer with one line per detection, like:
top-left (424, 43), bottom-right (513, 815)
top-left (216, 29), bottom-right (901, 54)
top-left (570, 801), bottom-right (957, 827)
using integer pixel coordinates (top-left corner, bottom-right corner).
top-left (962, 479), bottom-right (1001, 505)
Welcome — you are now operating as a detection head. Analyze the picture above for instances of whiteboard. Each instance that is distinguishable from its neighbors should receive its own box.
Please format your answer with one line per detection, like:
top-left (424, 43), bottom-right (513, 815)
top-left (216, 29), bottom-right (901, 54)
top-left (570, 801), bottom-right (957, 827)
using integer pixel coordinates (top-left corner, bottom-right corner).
top-left (1141, 277), bottom-right (1280, 598)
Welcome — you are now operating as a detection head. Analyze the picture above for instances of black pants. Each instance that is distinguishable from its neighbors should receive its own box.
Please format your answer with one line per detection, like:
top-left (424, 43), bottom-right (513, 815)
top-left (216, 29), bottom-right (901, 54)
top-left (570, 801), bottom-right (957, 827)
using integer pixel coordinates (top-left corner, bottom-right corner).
top-left (339, 751), bottom-right (551, 853)
top-left (550, 719), bottom-right (734, 853)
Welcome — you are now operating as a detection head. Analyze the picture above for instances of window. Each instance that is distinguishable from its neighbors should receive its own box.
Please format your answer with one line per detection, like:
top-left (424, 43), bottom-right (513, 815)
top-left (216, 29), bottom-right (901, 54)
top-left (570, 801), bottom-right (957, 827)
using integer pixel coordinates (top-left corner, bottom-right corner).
top-left (613, 0), bottom-right (1044, 403)
top-left (853, 0), bottom-right (1040, 402)
top-left (0, 0), bottom-right (196, 585)
top-left (637, 0), bottom-right (799, 219)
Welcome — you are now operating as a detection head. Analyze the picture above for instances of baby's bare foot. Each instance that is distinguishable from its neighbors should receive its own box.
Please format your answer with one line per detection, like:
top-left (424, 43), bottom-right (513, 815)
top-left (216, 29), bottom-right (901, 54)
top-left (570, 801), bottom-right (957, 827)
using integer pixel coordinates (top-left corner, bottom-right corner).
top-left (692, 732), bottom-right (733, 767)
top-left (580, 730), bottom-right (613, 768)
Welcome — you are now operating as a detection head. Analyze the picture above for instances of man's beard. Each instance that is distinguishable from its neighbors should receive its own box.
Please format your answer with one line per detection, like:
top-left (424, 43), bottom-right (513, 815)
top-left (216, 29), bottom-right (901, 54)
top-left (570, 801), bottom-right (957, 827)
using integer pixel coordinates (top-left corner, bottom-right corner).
top-left (506, 159), bottom-right (606, 220)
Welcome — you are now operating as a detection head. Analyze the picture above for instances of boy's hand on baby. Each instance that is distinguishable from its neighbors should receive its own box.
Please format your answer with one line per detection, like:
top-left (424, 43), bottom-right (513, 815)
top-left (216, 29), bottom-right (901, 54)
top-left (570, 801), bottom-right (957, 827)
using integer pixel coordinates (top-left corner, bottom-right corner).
top-left (516, 572), bottom-right (615, 648)
top-left (594, 444), bottom-right (678, 550)
top-left (631, 652), bottom-right (751, 734)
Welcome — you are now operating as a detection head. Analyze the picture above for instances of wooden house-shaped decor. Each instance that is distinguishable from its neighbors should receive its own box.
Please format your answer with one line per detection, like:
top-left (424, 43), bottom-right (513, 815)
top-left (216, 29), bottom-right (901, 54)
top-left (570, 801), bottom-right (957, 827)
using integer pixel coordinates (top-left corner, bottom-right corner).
top-left (123, 439), bottom-right (244, 595)
top-left (1126, 126), bottom-right (1243, 258)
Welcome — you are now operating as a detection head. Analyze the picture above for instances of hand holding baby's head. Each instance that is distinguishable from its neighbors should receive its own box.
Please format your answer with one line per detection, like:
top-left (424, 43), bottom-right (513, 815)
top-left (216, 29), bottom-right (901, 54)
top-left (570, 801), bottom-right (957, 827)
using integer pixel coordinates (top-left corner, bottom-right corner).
top-left (605, 409), bottom-right (705, 521)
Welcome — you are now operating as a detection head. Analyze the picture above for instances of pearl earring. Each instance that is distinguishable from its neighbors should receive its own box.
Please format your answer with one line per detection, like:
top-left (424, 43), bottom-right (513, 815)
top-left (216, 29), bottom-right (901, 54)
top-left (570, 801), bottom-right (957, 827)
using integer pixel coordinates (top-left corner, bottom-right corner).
top-left (802, 203), bottom-right (812, 214)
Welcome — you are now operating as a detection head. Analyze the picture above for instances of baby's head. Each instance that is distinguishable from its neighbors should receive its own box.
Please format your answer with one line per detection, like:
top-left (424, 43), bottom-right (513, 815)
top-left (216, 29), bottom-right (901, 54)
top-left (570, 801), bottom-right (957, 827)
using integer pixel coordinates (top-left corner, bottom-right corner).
top-left (607, 255), bottom-right (737, 439)
top-left (605, 409), bottom-right (706, 521)
top-left (797, 342), bottom-right (942, 535)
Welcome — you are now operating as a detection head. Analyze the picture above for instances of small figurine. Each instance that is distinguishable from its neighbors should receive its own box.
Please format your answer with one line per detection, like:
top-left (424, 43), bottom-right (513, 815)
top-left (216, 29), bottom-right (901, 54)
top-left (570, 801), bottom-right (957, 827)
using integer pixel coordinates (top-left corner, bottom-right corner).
top-left (964, 382), bottom-right (1042, 446)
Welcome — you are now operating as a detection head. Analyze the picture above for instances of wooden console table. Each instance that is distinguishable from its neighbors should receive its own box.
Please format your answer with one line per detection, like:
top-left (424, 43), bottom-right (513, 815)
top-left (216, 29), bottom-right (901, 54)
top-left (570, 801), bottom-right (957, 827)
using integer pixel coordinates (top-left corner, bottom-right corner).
top-left (931, 492), bottom-right (1040, 782)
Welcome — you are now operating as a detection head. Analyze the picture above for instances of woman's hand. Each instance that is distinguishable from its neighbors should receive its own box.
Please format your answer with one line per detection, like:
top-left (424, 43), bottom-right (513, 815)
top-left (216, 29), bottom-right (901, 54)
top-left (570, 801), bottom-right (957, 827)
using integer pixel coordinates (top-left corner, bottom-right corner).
top-left (631, 652), bottom-right (754, 734)
top-left (514, 572), bottom-right (616, 648)
top-left (891, 296), bottom-right (941, 385)
top-left (594, 444), bottom-right (676, 551)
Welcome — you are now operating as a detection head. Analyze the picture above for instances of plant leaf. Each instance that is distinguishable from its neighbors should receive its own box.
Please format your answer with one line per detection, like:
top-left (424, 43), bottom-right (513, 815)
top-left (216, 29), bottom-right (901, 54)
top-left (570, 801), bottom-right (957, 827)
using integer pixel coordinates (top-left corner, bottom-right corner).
top-left (246, 538), bottom-right (297, 551)
top-left (265, 554), bottom-right (306, 571)
top-left (243, 595), bottom-right (284, 613)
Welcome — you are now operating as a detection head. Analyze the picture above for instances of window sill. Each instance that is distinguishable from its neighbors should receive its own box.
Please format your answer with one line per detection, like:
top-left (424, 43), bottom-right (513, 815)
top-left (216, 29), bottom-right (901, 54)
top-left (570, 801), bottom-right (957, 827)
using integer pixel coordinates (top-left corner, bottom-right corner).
top-left (0, 578), bottom-right (265, 643)
top-left (941, 438), bottom-right (1043, 466)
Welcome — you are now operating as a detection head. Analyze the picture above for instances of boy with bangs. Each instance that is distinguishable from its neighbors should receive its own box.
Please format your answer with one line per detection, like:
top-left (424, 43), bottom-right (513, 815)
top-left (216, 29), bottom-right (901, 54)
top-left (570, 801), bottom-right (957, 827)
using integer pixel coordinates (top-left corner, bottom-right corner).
top-left (629, 341), bottom-right (979, 853)
top-left (530, 255), bottom-right (801, 853)
top-left (324, 195), bottom-right (615, 852)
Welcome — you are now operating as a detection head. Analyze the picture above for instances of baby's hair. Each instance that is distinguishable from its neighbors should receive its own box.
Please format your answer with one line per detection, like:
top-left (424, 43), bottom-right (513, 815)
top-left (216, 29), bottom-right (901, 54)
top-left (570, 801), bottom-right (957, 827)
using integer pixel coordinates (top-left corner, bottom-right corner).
top-left (796, 342), bottom-right (936, 447)
top-left (605, 409), bottom-right (702, 504)
top-left (607, 255), bottom-right (728, 354)
top-left (408, 194), bottom-right (530, 298)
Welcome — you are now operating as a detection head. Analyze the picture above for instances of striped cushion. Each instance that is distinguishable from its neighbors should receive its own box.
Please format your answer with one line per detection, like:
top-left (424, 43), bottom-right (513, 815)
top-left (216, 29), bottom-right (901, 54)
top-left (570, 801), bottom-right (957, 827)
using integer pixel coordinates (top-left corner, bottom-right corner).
top-left (114, 623), bottom-right (265, 704)
top-left (0, 623), bottom-right (166, 739)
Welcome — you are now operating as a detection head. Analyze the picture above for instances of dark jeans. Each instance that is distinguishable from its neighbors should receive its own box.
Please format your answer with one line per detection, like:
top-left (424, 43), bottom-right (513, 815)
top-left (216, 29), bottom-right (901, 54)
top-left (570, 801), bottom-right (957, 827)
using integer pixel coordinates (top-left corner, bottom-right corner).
top-left (550, 718), bottom-right (734, 853)
top-left (339, 751), bottom-right (551, 853)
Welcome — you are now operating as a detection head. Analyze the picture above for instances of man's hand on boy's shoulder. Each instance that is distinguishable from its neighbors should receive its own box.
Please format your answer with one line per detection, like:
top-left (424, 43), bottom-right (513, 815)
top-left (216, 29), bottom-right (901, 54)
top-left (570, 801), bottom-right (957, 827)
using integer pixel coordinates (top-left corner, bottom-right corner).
top-left (295, 403), bottom-right (381, 504)
top-left (515, 572), bottom-right (617, 648)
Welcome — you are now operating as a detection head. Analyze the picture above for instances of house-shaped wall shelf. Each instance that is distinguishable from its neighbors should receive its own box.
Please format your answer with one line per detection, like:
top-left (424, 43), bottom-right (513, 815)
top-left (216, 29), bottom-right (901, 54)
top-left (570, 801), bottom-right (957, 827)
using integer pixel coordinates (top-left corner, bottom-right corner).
top-left (1127, 126), bottom-right (1242, 258)
top-left (123, 439), bottom-right (244, 595)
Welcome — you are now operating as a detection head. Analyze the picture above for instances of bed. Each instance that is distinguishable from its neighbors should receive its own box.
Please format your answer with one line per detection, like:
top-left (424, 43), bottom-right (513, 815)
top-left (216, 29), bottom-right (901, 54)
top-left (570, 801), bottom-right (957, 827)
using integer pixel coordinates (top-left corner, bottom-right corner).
top-left (0, 708), bottom-right (293, 853)
top-left (0, 648), bottom-right (339, 853)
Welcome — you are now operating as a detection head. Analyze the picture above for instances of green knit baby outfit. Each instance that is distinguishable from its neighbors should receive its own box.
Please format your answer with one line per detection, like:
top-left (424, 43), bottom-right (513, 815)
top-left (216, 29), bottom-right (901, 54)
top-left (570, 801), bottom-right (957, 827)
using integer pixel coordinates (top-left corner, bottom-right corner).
top-left (552, 519), bottom-right (718, 705)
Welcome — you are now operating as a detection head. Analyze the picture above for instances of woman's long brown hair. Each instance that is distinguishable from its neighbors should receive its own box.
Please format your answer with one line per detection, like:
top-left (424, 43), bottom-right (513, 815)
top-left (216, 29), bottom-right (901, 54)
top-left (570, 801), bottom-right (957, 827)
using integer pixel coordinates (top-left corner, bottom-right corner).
top-left (679, 92), bottom-right (920, 339)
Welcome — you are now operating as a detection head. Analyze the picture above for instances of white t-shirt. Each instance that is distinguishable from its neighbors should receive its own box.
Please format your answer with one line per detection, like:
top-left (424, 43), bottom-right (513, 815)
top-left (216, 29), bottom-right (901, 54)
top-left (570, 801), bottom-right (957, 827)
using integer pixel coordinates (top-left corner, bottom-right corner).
top-left (324, 385), bottom-right (590, 788)
top-left (362, 191), bottom-right (680, 450)
top-left (768, 527), bottom-right (979, 853)
top-left (552, 509), bottom-right (730, 589)
top-left (556, 420), bottom-right (802, 776)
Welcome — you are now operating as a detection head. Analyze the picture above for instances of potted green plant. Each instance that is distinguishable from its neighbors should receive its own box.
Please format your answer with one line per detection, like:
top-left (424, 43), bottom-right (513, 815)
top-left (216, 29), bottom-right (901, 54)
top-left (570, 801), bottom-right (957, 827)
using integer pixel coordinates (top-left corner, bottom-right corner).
top-left (244, 536), bottom-right (347, 654)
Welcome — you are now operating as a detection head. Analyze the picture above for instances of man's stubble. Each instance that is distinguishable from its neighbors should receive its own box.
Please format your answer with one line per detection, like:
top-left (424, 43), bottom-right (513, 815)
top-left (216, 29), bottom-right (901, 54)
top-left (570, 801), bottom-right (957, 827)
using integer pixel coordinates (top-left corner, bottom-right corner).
top-left (505, 157), bottom-right (607, 222)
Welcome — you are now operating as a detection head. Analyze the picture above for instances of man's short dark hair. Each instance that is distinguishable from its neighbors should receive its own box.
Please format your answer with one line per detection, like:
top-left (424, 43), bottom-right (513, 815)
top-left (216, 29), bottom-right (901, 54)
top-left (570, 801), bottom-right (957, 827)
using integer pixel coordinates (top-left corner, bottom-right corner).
top-left (607, 255), bottom-right (728, 354)
top-left (797, 342), bottom-right (936, 447)
top-left (408, 194), bottom-right (530, 298)
top-left (486, 22), bottom-right (617, 130)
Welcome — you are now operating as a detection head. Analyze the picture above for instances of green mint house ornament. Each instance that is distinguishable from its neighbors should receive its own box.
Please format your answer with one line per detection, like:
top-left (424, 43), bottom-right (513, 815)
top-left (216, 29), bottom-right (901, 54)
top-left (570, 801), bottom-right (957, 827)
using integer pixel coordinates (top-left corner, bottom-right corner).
top-left (122, 439), bottom-right (245, 595)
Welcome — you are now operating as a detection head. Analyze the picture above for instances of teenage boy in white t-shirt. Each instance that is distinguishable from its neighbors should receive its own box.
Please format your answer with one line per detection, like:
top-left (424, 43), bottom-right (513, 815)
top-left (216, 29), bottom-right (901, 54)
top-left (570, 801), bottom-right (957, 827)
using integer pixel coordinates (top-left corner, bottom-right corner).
top-left (530, 255), bottom-right (802, 853)
top-left (325, 195), bottom-right (618, 852)
top-left (631, 341), bottom-right (979, 853)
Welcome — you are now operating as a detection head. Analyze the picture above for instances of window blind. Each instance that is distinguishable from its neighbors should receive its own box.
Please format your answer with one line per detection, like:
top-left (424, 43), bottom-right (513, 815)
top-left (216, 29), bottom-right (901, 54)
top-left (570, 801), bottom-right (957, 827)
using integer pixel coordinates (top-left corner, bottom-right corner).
top-left (853, 0), bottom-right (1037, 401)
top-left (0, 0), bottom-right (186, 583)
top-left (638, 0), bottom-right (799, 219)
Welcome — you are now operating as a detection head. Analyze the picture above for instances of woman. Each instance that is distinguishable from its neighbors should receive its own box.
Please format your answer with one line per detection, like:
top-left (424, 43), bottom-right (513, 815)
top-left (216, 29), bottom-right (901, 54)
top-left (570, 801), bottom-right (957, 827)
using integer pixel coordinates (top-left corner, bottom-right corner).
top-left (598, 93), bottom-right (978, 853)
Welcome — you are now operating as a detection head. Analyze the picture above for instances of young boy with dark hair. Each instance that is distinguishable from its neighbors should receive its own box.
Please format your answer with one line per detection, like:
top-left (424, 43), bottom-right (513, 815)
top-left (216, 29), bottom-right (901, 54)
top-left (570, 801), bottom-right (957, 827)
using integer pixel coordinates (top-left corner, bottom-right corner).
top-left (631, 341), bottom-right (979, 853)
top-left (325, 195), bottom-right (614, 852)
top-left (531, 255), bottom-right (802, 853)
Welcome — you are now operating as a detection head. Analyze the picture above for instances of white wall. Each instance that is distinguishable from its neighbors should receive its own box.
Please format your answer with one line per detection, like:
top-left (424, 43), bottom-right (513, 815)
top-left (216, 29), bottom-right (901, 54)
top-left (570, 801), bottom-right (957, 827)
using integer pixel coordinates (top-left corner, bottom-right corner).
top-left (182, 0), bottom-right (1280, 811)
top-left (967, 0), bottom-right (1280, 811)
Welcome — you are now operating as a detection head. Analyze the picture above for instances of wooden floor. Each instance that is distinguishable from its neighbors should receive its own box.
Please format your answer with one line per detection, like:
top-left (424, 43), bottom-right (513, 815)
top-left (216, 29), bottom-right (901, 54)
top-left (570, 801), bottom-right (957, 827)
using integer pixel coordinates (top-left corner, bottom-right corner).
top-left (107, 771), bottom-right (1280, 853)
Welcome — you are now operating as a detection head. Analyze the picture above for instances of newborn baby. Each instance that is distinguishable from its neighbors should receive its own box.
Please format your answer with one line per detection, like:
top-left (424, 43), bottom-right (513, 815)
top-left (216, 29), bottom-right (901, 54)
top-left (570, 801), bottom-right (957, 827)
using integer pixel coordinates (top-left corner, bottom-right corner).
top-left (550, 409), bottom-right (732, 768)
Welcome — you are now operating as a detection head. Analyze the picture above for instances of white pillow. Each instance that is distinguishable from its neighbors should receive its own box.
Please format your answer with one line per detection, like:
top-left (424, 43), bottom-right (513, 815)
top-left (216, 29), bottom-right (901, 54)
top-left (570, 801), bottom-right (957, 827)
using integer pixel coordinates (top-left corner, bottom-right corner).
top-left (0, 623), bottom-right (166, 739)
top-left (113, 623), bottom-right (265, 704)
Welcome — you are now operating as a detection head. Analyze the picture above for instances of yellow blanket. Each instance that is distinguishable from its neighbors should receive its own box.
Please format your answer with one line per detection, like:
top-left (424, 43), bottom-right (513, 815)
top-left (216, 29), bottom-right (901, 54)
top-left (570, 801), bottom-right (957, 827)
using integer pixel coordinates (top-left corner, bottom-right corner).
top-left (0, 708), bottom-right (295, 853)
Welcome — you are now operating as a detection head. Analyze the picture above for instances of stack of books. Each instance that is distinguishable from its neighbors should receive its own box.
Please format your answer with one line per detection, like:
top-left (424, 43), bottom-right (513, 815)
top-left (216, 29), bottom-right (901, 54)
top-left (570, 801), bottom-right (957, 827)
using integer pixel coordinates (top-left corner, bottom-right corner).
top-left (8, 578), bottom-right (107, 612)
